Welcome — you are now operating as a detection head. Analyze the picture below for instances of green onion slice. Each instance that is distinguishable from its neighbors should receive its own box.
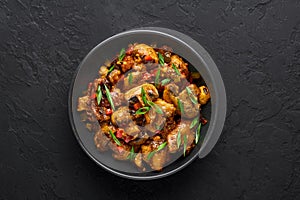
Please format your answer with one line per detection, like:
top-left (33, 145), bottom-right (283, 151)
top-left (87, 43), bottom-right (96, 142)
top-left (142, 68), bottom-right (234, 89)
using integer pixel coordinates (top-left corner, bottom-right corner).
top-left (148, 101), bottom-right (163, 114)
top-left (177, 99), bottom-right (184, 114)
top-left (147, 151), bottom-right (155, 160)
top-left (141, 87), bottom-right (147, 105)
top-left (157, 142), bottom-right (167, 151)
top-left (172, 63), bottom-right (181, 76)
top-left (96, 85), bottom-right (102, 105)
top-left (128, 72), bottom-right (133, 85)
top-left (127, 146), bottom-right (135, 160)
top-left (195, 123), bottom-right (202, 144)
top-left (147, 142), bottom-right (167, 160)
top-left (177, 130), bottom-right (181, 148)
top-left (186, 87), bottom-right (198, 104)
top-left (104, 84), bottom-right (115, 111)
top-left (108, 65), bottom-right (115, 73)
top-left (183, 135), bottom-right (188, 157)
top-left (157, 52), bottom-right (164, 66)
top-left (155, 67), bottom-right (161, 86)
top-left (135, 106), bottom-right (150, 115)
top-left (109, 130), bottom-right (121, 146)
top-left (118, 48), bottom-right (126, 61)
top-left (161, 78), bottom-right (171, 86)
top-left (190, 117), bottom-right (199, 129)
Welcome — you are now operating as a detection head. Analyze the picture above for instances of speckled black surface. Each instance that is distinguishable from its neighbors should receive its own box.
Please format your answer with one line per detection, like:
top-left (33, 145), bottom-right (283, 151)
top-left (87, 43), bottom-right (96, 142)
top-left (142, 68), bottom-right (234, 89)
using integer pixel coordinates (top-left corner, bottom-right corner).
top-left (0, 0), bottom-right (300, 199)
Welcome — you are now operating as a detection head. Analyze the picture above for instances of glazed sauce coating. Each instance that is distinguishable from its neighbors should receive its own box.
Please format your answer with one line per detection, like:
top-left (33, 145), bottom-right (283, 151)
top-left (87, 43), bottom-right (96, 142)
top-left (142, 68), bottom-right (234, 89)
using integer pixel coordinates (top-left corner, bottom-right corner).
top-left (77, 43), bottom-right (210, 171)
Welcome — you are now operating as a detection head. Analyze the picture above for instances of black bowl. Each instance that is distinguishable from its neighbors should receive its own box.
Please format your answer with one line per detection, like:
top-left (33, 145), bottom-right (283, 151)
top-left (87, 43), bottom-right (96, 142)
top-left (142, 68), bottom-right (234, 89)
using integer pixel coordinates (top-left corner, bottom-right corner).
top-left (68, 27), bottom-right (226, 180)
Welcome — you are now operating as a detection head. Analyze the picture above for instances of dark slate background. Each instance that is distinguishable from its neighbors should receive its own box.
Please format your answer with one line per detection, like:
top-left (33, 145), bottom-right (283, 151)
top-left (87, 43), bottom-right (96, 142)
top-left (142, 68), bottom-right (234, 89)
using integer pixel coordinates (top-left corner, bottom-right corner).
top-left (0, 0), bottom-right (300, 199)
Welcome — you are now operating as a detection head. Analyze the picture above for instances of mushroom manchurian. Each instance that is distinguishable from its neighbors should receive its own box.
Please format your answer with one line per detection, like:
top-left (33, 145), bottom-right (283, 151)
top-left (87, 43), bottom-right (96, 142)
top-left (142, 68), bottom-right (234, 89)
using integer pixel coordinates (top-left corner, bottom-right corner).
top-left (77, 43), bottom-right (210, 171)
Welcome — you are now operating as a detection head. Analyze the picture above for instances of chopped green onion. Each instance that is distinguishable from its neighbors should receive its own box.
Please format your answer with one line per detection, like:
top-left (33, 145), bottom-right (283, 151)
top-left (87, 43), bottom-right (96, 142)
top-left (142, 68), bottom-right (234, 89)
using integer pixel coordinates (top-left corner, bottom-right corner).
top-left (155, 124), bottom-right (162, 130)
top-left (118, 48), bottom-right (126, 61)
top-left (161, 78), bottom-right (171, 86)
top-left (128, 72), bottom-right (133, 85)
top-left (157, 141), bottom-right (167, 151)
top-left (104, 84), bottom-right (115, 111)
top-left (96, 85), bottom-right (102, 105)
top-left (190, 117), bottom-right (199, 129)
top-left (142, 86), bottom-right (163, 114)
top-left (157, 52), bottom-right (164, 66)
top-left (108, 65), bottom-right (115, 73)
top-left (147, 142), bottom-right (167, 160)
top-left (172, 63), bottom-right (181, 76)
top-left (155, 67), bottom-right (161, 86)
top-left (186, 87), bottom-right (198, 104)
top-left (177, 130), bottom-right (181, 149)
top-left (195, 123), bottom-right (202, 144)
top-left (147, 151), bottom-right (155, 160)
top-left (185, 86), bottom-right (192, 94)
top-left (177, 99), bottom-right (184, 114)
top-left (141, 87), bottom-right (148, 105)
top-left (183, 135), bottom-right (188, 157)
top-left (109, 130), bottom-right (121, 146)
top-left (135, 106), bottom-right (150, 115)
top-left (127, 146), bottom-right (135, 160)
top-left (147, 101), bottom-right (154, 107)
top-left (148, 101), bottom-right (163, 114)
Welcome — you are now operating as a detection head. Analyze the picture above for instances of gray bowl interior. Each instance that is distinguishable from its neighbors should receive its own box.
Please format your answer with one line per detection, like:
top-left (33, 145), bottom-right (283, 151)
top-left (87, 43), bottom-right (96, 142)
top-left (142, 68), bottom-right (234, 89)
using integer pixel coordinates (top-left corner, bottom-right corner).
top-left (69, 28), bottom-right (226, 180)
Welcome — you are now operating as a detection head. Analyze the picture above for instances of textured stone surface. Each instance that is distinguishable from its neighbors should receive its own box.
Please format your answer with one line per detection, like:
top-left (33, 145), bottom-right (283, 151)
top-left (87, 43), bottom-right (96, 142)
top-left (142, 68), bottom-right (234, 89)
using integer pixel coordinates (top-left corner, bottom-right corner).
top-left (0, 0), bottom-right (300, 199)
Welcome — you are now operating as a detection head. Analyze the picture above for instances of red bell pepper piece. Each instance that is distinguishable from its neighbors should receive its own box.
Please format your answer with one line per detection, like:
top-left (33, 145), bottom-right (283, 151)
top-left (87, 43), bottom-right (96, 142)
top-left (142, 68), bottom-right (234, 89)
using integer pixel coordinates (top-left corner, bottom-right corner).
top-left (133, 103), bottom-right (141, 110)
top-left (116, 129), bottom-right (123, 138)
top-left (90, 93), bottom-right (96, 99)
top-left (144, 55), bottom-right (153, 61)
top-left (106, 109), bottom-right (113, 115)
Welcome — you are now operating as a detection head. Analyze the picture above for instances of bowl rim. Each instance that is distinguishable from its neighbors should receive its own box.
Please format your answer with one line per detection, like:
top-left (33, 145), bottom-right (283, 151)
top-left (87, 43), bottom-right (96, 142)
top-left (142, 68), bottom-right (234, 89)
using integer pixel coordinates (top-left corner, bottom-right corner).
top-left (68, 27), bottom-right (226, 180)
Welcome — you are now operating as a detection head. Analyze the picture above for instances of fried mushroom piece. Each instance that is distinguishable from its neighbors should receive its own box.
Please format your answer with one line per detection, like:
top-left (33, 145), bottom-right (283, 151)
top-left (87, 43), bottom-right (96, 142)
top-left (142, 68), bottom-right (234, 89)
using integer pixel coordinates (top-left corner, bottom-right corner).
top-left (199, 86), bottom-right (211, 105)
top-left (124, 83), bottom-right (159, 105)
top-left (133, 43), bottom-right (158, 63)
top-left (162, 83), bottom-right (179, 105)
top-left (162, 83), bottom-right (200, 118)
top-left (170, 54), bottom-right (189, 76)
top-left (188, 84), bottom-right (201, 97)
top-left (111, 106), bottom-right (132, 126)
